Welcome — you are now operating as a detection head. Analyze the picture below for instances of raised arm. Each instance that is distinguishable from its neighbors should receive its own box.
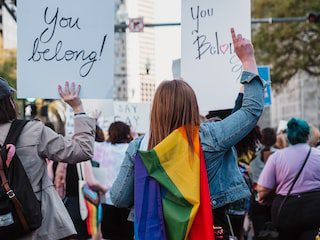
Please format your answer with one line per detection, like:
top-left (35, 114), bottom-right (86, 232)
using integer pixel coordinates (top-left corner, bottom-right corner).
top-left (38, 82), bottom-right (96, 163)
top-left (230, 28), bottom-right (258, 75)
top-left (200, 28), bottom-right (264, 152)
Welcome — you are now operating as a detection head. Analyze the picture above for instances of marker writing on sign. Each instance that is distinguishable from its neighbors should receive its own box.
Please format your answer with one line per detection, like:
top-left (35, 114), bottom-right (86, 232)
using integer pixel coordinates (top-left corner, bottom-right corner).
top-left (190, 5), bottom-right (242, 80)
top-left (28, 6), bottom-right (108, 78)
top-left (190, 5), bottom-right (214, 34)
top-left (40, 7), bottom-right (81, 43)
top-left (193, 32), bottom-right (234, 59)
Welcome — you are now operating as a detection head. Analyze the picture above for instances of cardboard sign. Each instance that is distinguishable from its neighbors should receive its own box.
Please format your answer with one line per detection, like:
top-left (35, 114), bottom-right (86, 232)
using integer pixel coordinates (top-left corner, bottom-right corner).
top-left (258, 66), bottom-right (272, 106)
top-left (181, 0), bottom-right (251, 111)
top-left (17, 0), bottom-right (114, 99)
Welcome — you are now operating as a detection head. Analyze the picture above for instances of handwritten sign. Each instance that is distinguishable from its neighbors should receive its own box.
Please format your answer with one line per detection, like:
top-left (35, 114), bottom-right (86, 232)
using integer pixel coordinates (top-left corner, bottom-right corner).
top-left (17, 0), bottom-right (114, 99)
top-left (82, 99), bottom-right (114, 119)
top-left (65, 101), bottom-right (151, 137)
top-left (104, 102), bottom-right (151, 134)
top-left (181, 0), bottom-right (251, 111)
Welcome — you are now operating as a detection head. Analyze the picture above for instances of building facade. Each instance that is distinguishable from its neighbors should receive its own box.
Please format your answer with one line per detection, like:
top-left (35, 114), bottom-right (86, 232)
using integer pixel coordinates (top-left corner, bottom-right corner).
top-left (126, 0), bottom-right (156, 103)
top-left (270, 71), bottom-right (320, 128)
top-left (114, 0), bottom-right (129, 101)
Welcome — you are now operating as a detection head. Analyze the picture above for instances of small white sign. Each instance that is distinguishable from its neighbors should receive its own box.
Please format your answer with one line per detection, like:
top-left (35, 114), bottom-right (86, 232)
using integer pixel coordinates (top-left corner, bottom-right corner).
top-left (105, 102), bottom-right (151, 134)
top-left (82, 99), bottom-right (114, 119)
top-left (65, 101), bottom-right (151, 137)
top-left (277, 120), bottom-right (288, 134)
top-left (181, 0), bottom-right (251, 111)
top-left (17, 0), bottom-right (114, 99)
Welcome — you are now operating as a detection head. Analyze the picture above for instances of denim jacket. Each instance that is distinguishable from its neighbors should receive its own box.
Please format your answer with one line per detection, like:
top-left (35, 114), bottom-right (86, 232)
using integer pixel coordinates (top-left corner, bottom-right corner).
top-left (110, 71), bottom-right (264, 210)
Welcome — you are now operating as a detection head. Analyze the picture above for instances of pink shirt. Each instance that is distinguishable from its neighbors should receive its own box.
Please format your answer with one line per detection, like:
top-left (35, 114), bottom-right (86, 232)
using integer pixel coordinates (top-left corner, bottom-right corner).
top-left (258, 144), bottom-right (320, 196)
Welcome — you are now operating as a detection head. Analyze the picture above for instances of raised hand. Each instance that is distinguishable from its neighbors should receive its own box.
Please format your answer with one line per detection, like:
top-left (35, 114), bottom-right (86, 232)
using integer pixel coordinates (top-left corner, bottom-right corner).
top-left (58, 81), bottom-right (84, 113)
top-left (231, 28), bottom-right (258, 74)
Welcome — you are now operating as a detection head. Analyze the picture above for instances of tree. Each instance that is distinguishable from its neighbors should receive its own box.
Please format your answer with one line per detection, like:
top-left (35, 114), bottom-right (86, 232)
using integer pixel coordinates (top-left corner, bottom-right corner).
top-left (0, 34), bottom-right (16, 88)
top-left (252, 0), bottom-right (320, 86)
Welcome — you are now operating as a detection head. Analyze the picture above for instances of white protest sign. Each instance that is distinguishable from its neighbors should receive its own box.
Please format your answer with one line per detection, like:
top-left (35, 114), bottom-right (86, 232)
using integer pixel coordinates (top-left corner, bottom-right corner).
top-left (172, 59), bottom-right (181, 79)
top-left (82, 99), bottom-right (114, 119)
top-left (181, 0), bottom-right (251, 111)
top-left (65, 101), bottom-right (151, 136)
top-left (104, 102), bottom-right (151, 134)
top-left (17, 0), bottom-right (114, 99)
top-left (65, 105), bottom-right (75, 138)
top-left (277, 120), bottom-right (288, 134)
top-left (65, 100), bottom-right (114, 137)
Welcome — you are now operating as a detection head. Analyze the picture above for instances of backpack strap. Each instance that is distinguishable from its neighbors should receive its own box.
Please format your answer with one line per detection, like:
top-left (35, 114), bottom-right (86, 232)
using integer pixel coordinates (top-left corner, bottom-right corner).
top-left (0, 150), bottom-right (29, 232)
top-left (1, 120), bottom-right (29, 171)
top-left (4, 120), bottom-right (29, 145)
top-left (0, 120), bottom-right (30, 233)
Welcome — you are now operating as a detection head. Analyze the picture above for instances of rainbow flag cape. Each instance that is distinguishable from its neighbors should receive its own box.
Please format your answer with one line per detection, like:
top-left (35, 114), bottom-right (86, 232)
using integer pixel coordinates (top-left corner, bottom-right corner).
top-left (134, 127), bottom-right (214, 240)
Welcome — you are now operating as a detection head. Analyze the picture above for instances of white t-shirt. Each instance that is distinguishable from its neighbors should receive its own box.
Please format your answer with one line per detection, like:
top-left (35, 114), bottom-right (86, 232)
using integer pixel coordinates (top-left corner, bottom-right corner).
top-left (93, 142), bottom-right (129, 204)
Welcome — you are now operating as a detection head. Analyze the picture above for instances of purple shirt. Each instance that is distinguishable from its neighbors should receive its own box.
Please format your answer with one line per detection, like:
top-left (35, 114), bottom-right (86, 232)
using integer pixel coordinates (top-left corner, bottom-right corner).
top-left (258, 144), bottom-right (320, 196)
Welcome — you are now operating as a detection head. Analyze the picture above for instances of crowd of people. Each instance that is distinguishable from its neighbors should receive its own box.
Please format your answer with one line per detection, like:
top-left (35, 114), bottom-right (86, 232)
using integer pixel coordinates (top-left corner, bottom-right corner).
top-left (0, 28), bottom-right (319, 240)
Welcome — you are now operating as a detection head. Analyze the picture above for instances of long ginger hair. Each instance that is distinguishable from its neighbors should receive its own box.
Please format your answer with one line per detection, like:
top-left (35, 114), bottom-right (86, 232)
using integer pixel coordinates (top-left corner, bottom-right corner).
top-left (148, 80), bottom-right (200, 150)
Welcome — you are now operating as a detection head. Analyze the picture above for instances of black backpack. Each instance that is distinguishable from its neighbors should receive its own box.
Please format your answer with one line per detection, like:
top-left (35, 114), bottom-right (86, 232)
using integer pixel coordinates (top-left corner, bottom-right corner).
top-left (0, 120), bottom-right (42, 238)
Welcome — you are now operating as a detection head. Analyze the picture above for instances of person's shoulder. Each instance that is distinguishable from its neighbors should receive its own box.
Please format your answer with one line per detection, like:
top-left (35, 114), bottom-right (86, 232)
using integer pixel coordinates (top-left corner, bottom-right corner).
top-left (17, 120), bottom-right (44, 146)
top-left (129, 137), bottom-right (143, 148)
top-left (200, 120), bottom-right (218, 130)
top-left (265, 148), bottom-right (283, 162)
top-left (199, 121), bottom-right (218, 140)
top-left (23, 119), bottom-right (44, 134)
top-left (126, 137), bottom-right (143, 156)
top-left (311, 146), bottom-right (320, 156)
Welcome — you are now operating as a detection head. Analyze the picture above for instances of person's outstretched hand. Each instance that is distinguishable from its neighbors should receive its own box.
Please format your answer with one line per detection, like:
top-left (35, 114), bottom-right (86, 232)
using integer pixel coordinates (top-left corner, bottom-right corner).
top-left (58, 81), bottom-right (84, 113)
top-left (231, 28), bottom-right (258, 74)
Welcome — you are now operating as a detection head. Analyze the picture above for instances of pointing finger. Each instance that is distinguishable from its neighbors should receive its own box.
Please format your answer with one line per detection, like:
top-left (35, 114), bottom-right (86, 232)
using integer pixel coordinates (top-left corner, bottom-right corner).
top-left (231, 28), bottom-right (237, 43)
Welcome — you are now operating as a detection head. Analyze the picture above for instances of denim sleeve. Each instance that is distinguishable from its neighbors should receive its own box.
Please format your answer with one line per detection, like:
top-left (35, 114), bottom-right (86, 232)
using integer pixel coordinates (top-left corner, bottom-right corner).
top-left (231, 93), bottom-right (244, 114)
top-left (201, 71), bottom-right (264, 152)
top-left (109, 138), bottom-right (141, 208)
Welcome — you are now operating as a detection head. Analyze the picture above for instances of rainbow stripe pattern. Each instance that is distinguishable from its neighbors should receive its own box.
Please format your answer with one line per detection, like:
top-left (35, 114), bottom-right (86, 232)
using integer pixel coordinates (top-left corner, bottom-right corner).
top-left (85, 200), bottom-right (102, 236)
top-left (134, 127), bottom-right (214, 240)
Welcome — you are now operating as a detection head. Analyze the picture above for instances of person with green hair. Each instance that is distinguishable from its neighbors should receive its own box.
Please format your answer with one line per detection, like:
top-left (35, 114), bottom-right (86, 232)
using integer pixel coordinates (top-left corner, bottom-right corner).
top-left (286, 118), bottom-right (310, 145)
top-left (256, 118), bottom-right (320, 239)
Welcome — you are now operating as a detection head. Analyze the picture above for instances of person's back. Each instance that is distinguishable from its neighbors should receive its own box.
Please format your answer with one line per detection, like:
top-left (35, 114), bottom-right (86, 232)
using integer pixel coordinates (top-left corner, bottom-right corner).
top-left (94, 142), bottom-right (128, 186)
top-left (110, 29), bottom-right (265, 240)
top-left (0, 79), bottom-right (96, 239)
top-left (94, 121), bottom-right (131, 189)
top-left (258, 118), bottom-right (320, 240)
top-left (96, 121), bottom-right (134, 240)
top-left (259, 144), bottom-right (320, 196)
top-left (250, 127), bottom-right (277, 184)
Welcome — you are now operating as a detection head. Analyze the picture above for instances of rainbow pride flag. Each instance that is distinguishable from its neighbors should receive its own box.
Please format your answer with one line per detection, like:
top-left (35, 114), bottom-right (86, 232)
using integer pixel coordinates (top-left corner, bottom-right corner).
top-left (134, 127), bottom-right (214, 240)
top-left (85, 200), bottom-right (102, 236)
